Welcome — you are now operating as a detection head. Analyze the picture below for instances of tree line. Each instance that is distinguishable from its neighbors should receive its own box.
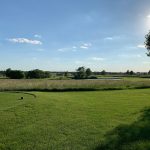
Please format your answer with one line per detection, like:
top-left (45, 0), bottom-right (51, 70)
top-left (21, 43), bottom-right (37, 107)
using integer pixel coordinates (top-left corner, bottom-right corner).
top-left (3, 67), bottom-right (93, 79)
top-left (5, 68), bottom-right (51, 79)
top-left (1, 67), bottom-right (150, 79)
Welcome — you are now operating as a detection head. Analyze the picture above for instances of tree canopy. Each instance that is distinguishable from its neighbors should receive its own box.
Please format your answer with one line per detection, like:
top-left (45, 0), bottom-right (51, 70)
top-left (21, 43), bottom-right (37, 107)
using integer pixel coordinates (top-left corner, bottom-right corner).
top-left (74, 67), bottom-right (92, 79)
top-left (145, 31), bottom-right (150, 56)
top-left (6, 68), bottom-right (25, 79)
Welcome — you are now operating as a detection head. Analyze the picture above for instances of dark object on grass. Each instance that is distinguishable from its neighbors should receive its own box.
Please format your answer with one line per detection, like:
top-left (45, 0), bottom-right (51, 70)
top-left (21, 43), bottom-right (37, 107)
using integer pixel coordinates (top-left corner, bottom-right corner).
top-left (21, 97), bottom-right (23, 100)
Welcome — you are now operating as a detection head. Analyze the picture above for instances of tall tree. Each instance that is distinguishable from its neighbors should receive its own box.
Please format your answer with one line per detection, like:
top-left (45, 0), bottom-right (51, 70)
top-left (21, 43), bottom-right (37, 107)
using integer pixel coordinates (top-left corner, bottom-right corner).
top-left (145, 31), bottom-right (150, 56)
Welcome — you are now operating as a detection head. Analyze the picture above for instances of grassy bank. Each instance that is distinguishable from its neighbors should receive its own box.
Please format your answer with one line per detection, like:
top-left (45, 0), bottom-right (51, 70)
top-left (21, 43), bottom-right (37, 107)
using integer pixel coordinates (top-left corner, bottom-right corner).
top-left (1, 89), bottom-right (150, 149)
top-left (0, 78), bottom-right (150, 91)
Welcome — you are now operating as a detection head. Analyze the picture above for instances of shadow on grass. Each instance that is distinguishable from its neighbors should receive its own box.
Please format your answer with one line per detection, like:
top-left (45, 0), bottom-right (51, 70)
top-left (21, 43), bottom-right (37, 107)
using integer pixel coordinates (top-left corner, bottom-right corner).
top-left (0, 88), bottom-right (124, 93)
top-left (3, 91), bottom-right (37, 98)
top-left (95, 108), bottom-right (150, 150)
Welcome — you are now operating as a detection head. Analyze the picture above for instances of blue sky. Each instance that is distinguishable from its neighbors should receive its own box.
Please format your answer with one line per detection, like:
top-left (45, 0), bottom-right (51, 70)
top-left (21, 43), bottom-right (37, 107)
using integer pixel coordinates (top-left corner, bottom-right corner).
top-left (0, 0), bottom-right (150, 71)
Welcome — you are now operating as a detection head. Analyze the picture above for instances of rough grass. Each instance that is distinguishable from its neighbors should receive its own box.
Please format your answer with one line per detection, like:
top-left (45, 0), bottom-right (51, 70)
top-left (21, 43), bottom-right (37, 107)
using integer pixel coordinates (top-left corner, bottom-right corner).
top-left (1, 89), bottom-right (150, 149)
top-left (0, 78), bottom-right (150, 91)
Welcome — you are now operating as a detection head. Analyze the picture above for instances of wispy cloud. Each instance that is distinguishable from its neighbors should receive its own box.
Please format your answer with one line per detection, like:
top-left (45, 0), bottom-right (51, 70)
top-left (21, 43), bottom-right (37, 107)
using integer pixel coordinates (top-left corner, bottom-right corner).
top-left (8, 38), bottom-right (42, 45)
top-left (137, 44), bottom-right (145, 49)
top-left (72, 46), bottom-right (77, 49)
top-left (104, 37), bottom-right (113, 40)
top-left (80, 43), bottom-right (92, 49)
top-left (74, 56), bottom-right (105, 66)
top-left (34, 34), bottom-right (42, 38)
top-left (57, 48), bottom-right (69, 52)
top-left (119, 54), bottom-right (142, 58)
top-left (90, 57), bottom-right (105, 61)
top-left (104, 36), bottom-right (121, 41)
top-left (58, 42), bottom-right (92, 52)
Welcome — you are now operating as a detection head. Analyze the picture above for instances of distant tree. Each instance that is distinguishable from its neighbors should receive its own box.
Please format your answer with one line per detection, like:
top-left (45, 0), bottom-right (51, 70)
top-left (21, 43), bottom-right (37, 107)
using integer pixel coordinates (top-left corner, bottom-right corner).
top-left (86, 68), bottom-right (92, 77)
top-left (44, 71), bottom-right (51, 78)
top-left (75, 67), bottom-right (86, 79)
top-left (148, 70), bottom-right (150, 75)
top-left (5, 68), bottom-right (11, 77)
top-left (0, 71), bottom-right (5, 77)
top-left (130, 70), bottom-right (134, 75)
top-left (6, 68), bottom-right (25, 79)
top-left (126, 70), bottom-right (130, 75)
top-left (64, 71), bottom-right (69, 77)
top-left (74, 67), bottom-right (93, 79)
top-left (101, 70), bottom-right (106, 75)
top-left (145, 31), bottom-right (150, 56)
top-left (27, 69), bottom-right (46, 79)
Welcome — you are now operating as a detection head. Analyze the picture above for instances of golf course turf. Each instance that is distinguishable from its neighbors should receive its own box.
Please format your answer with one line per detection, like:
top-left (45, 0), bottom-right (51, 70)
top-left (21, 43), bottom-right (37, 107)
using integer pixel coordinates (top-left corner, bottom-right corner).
top-left (1, 89), bottom-right (150, 150)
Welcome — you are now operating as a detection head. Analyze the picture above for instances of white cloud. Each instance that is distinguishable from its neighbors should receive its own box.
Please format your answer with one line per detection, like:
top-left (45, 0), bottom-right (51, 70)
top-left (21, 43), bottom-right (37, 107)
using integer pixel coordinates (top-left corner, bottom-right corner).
top-left (57, 42), bottom-right (92, 52)
top-left (104, 36), bottom-right (121, 41)
top-left (147, 15), bottom-right (150, 18)
top-left (57, 48), bottom-right (68, 52)
top-left (104, 37), bottom-right (113, 40)
top-left (119, 54), bottom-right (142, 58)
top-left (58, 46), bottom-right (77, 52)
top-left (72, 46), bottom-right (77, 49)
top-left (90, 57), bottom-right (105, 61)
top-left (8, 38), bottom-right (42, 45)
top-left (34, 34), bottom-right (42, 38)
top-left (137, 44), bottom-right (145, 49)
top-left (80, 46), bottom-right (88, 49)
top-left (80, 43), bottom-right (92, 49)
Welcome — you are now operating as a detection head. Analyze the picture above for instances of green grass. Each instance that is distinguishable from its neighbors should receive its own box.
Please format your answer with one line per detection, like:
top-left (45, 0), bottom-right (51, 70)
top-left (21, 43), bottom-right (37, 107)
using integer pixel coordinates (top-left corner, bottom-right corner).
top-left (1, 89), bottom-right (150, 150)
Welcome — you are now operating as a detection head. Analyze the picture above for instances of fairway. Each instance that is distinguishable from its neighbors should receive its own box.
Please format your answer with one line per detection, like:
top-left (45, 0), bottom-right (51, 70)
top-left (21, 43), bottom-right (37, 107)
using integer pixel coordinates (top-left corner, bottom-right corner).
top-left (1, 89), bottom-right (150, 150)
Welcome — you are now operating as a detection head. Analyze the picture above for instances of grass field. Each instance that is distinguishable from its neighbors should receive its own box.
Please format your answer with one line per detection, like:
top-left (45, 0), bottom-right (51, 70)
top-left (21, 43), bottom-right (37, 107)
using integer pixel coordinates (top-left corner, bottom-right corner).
top-left (1, 89), bottom-right (150, 150)
top-left (0, 78), bottom-right (150, 91)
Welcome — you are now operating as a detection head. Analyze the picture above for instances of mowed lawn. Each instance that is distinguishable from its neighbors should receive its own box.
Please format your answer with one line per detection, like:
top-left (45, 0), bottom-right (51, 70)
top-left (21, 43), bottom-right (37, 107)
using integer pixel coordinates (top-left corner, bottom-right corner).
top-left (1, 89), bottom-right (150, 150)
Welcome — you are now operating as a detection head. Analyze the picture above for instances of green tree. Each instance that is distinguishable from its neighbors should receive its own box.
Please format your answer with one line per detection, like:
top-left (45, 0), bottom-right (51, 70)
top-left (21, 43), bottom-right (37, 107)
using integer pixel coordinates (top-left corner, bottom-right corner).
top-left (27, 69), bottom-right (46, 79)
top-left (101, 70), bottom-right (106, 75)
top-left (5, 68), bottom-right (11, 77)
top-left (130, 70), bottom-right (134, 75)
top-left (145, 31), bottom-right (150, 56)
top-left (5, 68), bottom-right (25, 79)
top-left (126, 70), bottom-right (130, 75)
top-left (74, 67), bottom-right (92, 79)
top-left (86, 68), bottom-right (92, 77)
top-left (64, 71), bottom-right (69, 77)
top-left (75, 67), bottom-right (86, 79)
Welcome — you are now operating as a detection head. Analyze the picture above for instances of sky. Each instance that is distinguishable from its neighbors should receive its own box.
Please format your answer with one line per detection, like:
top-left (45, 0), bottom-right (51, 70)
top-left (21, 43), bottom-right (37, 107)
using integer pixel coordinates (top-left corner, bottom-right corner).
top-left (0, 0), bottom-right (150, 72)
